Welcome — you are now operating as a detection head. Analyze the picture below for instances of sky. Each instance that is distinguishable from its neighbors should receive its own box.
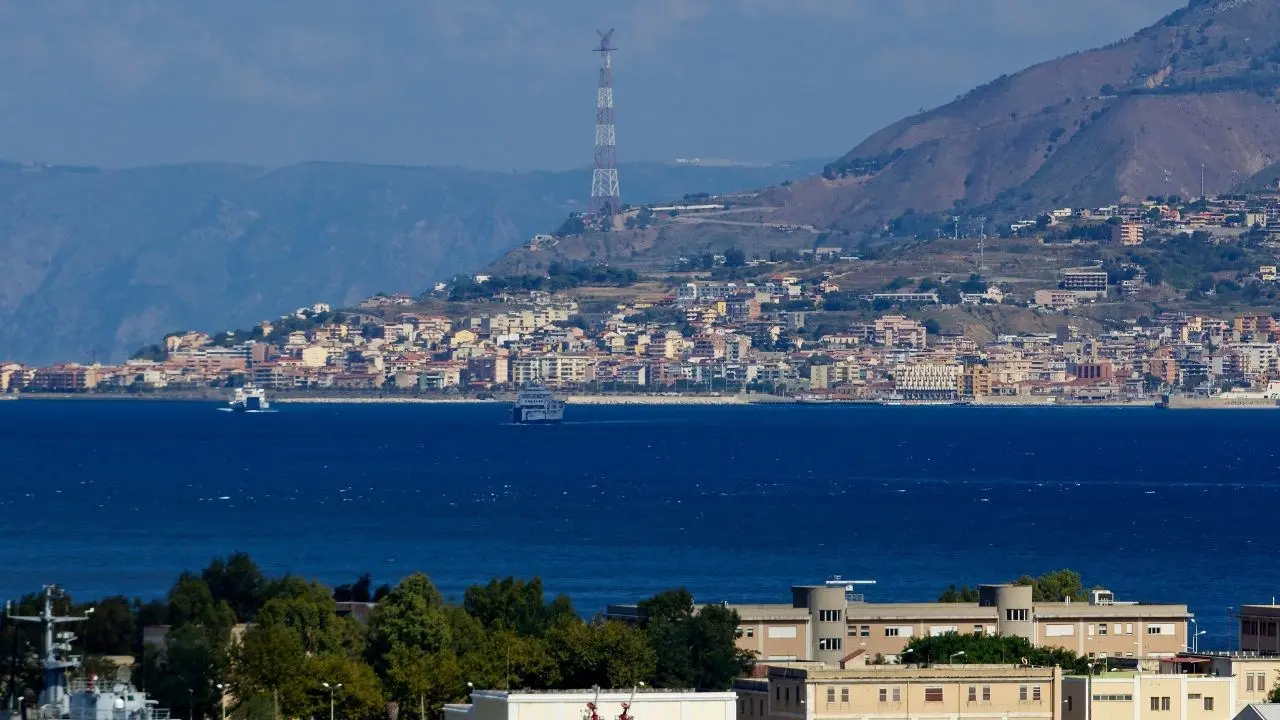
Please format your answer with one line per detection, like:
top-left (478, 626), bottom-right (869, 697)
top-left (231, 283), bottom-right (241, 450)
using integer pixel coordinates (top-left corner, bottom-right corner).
top-left (0, 0), bottom-right (1188, 171)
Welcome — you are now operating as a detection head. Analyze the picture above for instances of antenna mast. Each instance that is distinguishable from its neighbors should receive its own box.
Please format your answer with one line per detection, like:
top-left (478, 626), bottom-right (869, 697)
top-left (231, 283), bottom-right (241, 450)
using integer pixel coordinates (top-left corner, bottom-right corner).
top-left (6, 586), bottom-right (92, 716)
top-left (589, 30), bottom-right (622, 217)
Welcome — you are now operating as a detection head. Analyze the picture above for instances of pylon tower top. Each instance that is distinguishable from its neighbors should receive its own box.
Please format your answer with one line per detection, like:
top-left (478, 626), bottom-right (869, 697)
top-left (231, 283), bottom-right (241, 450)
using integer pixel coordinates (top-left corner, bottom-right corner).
top-left (589, 29), bottom-right (621, 217)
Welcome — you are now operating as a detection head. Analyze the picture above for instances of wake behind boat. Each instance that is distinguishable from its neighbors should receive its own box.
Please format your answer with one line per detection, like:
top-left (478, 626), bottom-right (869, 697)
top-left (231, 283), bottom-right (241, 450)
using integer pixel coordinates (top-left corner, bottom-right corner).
top-left (511, 380), bottom-right (564, 424)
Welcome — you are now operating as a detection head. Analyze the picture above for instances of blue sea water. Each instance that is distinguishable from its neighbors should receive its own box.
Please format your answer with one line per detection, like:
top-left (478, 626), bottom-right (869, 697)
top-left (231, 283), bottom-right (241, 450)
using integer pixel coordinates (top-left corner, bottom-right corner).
top-left (0, 400), bottom-right (1273, 648)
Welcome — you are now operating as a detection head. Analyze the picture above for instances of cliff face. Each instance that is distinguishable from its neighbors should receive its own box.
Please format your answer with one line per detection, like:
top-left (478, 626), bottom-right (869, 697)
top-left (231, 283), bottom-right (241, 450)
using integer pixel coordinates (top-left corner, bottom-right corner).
top-left (769, 0), bottom-right (1280, 230)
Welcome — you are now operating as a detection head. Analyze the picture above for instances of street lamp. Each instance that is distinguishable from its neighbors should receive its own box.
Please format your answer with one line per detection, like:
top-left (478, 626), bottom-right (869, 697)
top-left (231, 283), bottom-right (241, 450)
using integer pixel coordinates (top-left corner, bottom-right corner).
top-left (322, 682), bottom-right (343, 720)
top-left (187, 688), bottom-right (194, 720)
top-left (1192, 631), bottom-right (1208, 653)
top-left (950, 651), bottom-right (966, 664)
top-left (215, 684), bottom-right (228, 720)
top-left (1189, 618), bottom-right (1200, 651)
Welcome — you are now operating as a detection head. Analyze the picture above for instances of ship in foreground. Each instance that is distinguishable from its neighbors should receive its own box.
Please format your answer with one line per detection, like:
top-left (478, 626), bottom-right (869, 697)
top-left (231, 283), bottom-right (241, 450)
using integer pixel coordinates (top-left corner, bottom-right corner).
top-left (227, 386), bottom-right (271, 412)
top-left (3, 585), bottom-right (170, 720)
top-left (512, 380), bottom-right (565, 424)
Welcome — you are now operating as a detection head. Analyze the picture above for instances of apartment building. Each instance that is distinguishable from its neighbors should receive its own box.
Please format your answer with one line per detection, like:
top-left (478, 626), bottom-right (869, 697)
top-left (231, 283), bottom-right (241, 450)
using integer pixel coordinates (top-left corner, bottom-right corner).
top-left (1062, 671), bottom-right (1233, 720)
top-left (1113, 222), bottom-right (1145, 246)
top-left (726, 584), bottom-right (1189, 666)
top-left (894, 364), bottom-right (962, 400)
top-left (1062, 269), bottom-right (1109, 296)
top-left (1239, 605), bottom-right (1280, 653)
top-left (1160, 653), bottom-right (1280, 709)
top-left (735, 664), bottom-right (1062, 720)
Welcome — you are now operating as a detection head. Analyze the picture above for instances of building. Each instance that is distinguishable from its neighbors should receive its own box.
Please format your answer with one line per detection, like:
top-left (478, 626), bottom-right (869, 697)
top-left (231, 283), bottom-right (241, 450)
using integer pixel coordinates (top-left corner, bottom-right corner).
top-left (1061, 269), bottom-right (1109, 297)
top-left (960, 364), bottom-right (993, 398)
top-left (444, 689), bottom-right (736, 720)
top-left (1113, 222), bottom-right (1145, 246)
top-left (718, 583), bottom-right (1189, 667)
top-left (1034, 290), bottom-right (1084, 310)
top-left (1235, 705), bottom-right (1280, 720)
top-left (894, 364), bottom-right (962, 401)
top-left (1062, 670), bottom-right (1233, 720)
top-left (1160, 653), bottom-right (1280, 710)
top-left (874, 316), bottom-right (928, 349)
top-left (1238, 605), bottom-right (1280, 654)
top-left (28, 365), bottom-right (100, 392)
top-left (734, 664), bottom-right (1062, 720)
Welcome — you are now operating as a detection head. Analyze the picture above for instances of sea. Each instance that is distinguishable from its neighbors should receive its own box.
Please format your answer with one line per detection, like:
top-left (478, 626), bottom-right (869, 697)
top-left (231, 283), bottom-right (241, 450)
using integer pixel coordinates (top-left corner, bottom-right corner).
top-left (0, 400), bottom-right (1273, 649)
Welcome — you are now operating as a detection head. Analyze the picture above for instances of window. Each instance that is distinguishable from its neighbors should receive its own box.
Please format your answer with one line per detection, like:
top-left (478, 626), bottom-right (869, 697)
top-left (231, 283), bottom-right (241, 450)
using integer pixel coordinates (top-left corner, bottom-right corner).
top-left (1126, 623), bottom-right (1133, 635)
top-left (819, 610), bottom-right (843, 622)
top-left (925, 687), bottom-right (943, 703)
top-left (827, 688), bottom-right (836, 704)
top-left (892, 688), bottom-right (901, 702)
top-left (1163, 697), bottom-right (1171, 711)
top-left (1066, 697), bottom-right (1073, 712)
top-left (878, 688), bottom-right (888, 703)
top-left (1204, 697), bottom-right (1214, 711)
top-left (968, 686), bottom-right (977, 703)
top-left (758, 700), bottom-right (764, 716)
top-left (860, 625), bottom-right (870, 636)
top-left (1150, 697), bottom-right (1160, 711)
top-left (885, 627), bottom-right (900, 637)
top-left (775, 687), bottom-right (780, 702)
top-left (1148, 625), bottom-right (1164, 634)
top-left (1006, 608), bottom-right (1029, 621)
top-left (818, 637), bottom-right (842, 651)
top-left (982, 686), bottom-right (991, 702)
top-left (1088, 624), bottom-right (1095, 636)
top-left (1249, 674), bottom-right (1256, 692)
top-left (1019, 686), bottom-right (1028, 702)
top-left (784, 688), bottom-right (790, 704)
top-left (1114, 623), bottom-right (1122, 635)
top-left (1032, 686), bottom-right (1042, 702)
top-left (1150, 697), bottom-right (1170, 711)
top-left (841, 688), bottom-right (849, 704)
top-left (745, 627), bottom-right (755, 638)
top-left (1099, 623), bottom-right (1108, 636)
top-left (1093, 695), bottom-right (1134, 702)
top-left (973, 624), bottom-right (984, 635)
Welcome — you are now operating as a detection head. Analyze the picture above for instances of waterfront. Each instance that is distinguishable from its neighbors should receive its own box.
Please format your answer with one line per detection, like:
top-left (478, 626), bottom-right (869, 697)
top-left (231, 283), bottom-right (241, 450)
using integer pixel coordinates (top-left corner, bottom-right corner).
top-left (0, 400), bottom-right (1274, 648)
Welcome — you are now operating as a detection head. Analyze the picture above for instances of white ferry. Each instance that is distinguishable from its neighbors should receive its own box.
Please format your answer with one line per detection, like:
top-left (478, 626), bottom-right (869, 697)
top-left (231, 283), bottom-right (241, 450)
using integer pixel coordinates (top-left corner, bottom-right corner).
top-left (512, 381), bottom-right (564, 424)
top-left (229, 386), bottom-right (271, 412)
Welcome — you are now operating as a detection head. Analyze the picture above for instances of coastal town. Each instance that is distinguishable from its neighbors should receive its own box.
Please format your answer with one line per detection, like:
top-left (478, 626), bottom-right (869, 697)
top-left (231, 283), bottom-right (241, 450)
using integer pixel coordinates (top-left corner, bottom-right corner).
top-left (7, 190), bottom-right (1280, 406)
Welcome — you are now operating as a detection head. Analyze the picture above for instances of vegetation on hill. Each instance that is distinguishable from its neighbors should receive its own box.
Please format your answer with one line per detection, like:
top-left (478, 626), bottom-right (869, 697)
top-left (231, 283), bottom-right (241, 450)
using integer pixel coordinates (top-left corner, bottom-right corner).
top-left (448, 263), bottom-right (639, 301)
top-left (0, 553), bottom-right (752, 720)
top-left (901, 632), bottom-right (1092, 674)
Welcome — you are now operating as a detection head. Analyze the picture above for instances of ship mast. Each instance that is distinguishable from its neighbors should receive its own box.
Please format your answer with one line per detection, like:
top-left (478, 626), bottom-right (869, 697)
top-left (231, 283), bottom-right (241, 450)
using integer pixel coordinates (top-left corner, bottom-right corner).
top-left (6, 585), bottom-right (93, 715)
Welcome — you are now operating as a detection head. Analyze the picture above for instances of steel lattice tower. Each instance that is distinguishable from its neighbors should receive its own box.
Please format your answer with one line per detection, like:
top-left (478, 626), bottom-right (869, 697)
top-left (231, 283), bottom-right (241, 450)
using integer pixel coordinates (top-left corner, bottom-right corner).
top-left (589, 29), bottom-right (621, 216)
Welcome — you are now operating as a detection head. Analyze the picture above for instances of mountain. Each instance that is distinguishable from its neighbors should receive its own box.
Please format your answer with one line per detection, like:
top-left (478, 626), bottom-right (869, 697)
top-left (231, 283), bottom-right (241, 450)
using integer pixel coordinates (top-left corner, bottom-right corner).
top-left (768, 0), bottom-right (1280, 231)
top-left (0, 158), bottom-right (824, 364)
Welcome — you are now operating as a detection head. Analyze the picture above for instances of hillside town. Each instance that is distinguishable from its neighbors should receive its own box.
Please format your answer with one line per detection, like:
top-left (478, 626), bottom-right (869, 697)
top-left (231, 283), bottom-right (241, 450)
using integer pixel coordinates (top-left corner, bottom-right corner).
top-left (7, 191), bottom-right (1280, 404)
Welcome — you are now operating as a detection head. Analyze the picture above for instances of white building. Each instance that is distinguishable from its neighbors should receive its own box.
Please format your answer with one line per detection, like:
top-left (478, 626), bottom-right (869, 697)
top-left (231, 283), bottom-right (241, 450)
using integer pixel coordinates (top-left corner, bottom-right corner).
top-left (445, 689), bottom-right (737, 720)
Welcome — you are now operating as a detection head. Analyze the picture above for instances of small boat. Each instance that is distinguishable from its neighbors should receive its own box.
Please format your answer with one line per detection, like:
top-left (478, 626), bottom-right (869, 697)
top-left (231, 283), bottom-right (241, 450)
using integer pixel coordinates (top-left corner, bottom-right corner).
top-left (228, 386), bottom-right (271, 412)
top-left (511, 380), bottom-right (564, 424)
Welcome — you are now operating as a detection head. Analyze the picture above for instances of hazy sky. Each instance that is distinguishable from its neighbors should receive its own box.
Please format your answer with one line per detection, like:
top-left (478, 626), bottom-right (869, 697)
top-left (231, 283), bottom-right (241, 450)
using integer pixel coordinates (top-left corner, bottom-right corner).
top-left (0, 0), bottom-right (1187, 171)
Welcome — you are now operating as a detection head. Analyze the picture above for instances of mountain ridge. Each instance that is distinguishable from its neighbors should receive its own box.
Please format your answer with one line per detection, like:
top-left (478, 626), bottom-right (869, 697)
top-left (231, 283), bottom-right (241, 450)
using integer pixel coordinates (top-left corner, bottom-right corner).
top-left (766, 0), bottom-right (1280, 231)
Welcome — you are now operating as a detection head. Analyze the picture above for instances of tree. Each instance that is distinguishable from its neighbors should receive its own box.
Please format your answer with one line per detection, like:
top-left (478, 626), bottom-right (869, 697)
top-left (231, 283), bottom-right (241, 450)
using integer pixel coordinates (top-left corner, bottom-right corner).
top-left (547, 619), bottom-right (656, 690)
top-left (902, 632), bottom-right (1088, 674)
top-left (922, 319), bottom-right (942, 337)
top-left (257, 577), bottom-right (360, 657)
top-left (167, 573), bottom-right (236, 639)
top-left (366, 574), bottom-right (453, 672)
top-left (723, 248), bottom-right (746, 268)
top-left (80, 595), bottom-right (136, 655)
top-left (1015, 569), bottom-right (1089, 603)
top-left (463, 577), bottom-right (575, 636)
top-left (937, 585), bottom-right (979, 603)
top-left (202, 552), bottom-right (267, 623)
top-left (231, 623), bottom-right (308, 714)
top-left (335, 573), bottom-right (375, 603)
top-left (142, 624), bottom-right (230, 720)
top-left (384, 645), bottom-right (464, 720)
top-left (637, 590), bottom-right (753, 690)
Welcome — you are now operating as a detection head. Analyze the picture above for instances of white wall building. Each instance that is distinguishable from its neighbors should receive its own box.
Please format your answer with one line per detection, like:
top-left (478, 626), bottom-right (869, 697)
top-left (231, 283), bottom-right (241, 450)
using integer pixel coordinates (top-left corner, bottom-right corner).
top-left (445, 690), bottom-right (737, 720)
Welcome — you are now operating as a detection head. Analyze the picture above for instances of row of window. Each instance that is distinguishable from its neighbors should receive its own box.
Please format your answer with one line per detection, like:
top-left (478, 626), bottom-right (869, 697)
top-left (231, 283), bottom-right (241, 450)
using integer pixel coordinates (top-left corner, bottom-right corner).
top-left (818, 609), bottom-right (842, 622)
top-left (1243, 619), bottom-right (1280, 638)
top-left (1247, 672), bottom-right (1269, 692)
top-left (870, 685), bottom-right (1042, 703)
top-left (1006, 609), bottom-right (1029, 622)
top-left (817, 637), bottom-right (842, 651)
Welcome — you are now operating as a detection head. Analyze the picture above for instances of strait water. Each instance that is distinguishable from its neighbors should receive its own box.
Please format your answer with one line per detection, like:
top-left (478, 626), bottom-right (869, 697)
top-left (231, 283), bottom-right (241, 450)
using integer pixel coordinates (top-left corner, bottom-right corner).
top-left (0, 400), bottom-right (1273, 648)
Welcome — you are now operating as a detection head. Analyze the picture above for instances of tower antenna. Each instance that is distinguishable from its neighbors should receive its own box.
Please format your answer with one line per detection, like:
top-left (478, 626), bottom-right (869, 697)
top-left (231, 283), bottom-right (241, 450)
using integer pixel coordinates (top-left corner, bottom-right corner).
top-left (589, 30), bottom-right (621, 217)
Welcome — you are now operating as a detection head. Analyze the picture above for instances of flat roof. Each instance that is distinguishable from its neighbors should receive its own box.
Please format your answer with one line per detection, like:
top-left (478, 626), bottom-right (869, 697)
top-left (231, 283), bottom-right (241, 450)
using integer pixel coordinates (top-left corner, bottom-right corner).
top-left (729, 601), bottom-right (1189, 622)
top-left (769, 665), bottom-right (1059, 681)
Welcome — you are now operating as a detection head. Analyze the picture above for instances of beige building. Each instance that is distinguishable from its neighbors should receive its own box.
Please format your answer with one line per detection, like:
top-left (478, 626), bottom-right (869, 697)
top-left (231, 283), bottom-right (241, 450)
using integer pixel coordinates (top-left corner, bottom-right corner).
top-left (1063, 671), bottom-right (1233, 720)
top-left (1160, 653), bottom-right (1280, 709)
top-left (444, 689), bottom-right (736, 720)
top-left (725, 584), bottom-right (1189, 666)
top-left (735, 664), bottom-right (1062, 720)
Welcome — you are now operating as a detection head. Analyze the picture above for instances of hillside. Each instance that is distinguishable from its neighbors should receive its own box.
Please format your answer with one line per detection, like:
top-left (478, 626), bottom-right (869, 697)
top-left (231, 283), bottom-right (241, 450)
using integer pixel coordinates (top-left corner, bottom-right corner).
top-left (768, 0), bottom-right (1280, 231)
top-left (0, 158), bottom-right (823, 364)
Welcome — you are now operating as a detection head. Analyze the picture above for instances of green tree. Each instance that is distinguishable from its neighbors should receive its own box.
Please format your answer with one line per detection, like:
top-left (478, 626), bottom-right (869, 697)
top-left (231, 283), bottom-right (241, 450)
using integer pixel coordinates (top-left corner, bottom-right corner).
top-left (257, 577), bottom-right (361, 657)
top-left (723, 248), bottom-right (746, 268)
top-left (637, 590), bottom-right (754, 690)
top-left (463, 577), bottom-right (575, 636)
top-left (142, 624), bottom-right (230, 720)
top-left (80, 595), bottom-right (136, 655)
top-left (231, 623), bottom-right (308, 714)
top-left (366, 574), bottom-right (453, 673)
top-left (1015, 569), bottom-right (1089, 602)
top-left (902, 632), bottom-right (1089, 674)
top-left (546, 619), bottom-right (656, 690)
top-left (937, 585), bottom-right (980, 603)
top-left (384, 646), bottom-right (464, 720)
top-left (167, 573), bottom-right (236, 639)
top-left (202, 553), bottom-right (267, 623)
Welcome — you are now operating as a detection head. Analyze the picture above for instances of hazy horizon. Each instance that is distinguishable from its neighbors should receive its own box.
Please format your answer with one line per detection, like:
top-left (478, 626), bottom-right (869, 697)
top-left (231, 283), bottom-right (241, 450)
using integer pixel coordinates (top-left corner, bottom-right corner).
top-left (0, 0), bottom-right (1184, 171)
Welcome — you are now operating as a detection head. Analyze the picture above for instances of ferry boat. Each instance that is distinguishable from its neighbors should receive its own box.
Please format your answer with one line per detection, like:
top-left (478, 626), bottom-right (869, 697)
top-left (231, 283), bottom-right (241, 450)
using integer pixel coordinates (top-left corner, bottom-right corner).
top-left (512, 381), bottom-right (564, 424)
top-left (229, 386), bottom-right (270, 412)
